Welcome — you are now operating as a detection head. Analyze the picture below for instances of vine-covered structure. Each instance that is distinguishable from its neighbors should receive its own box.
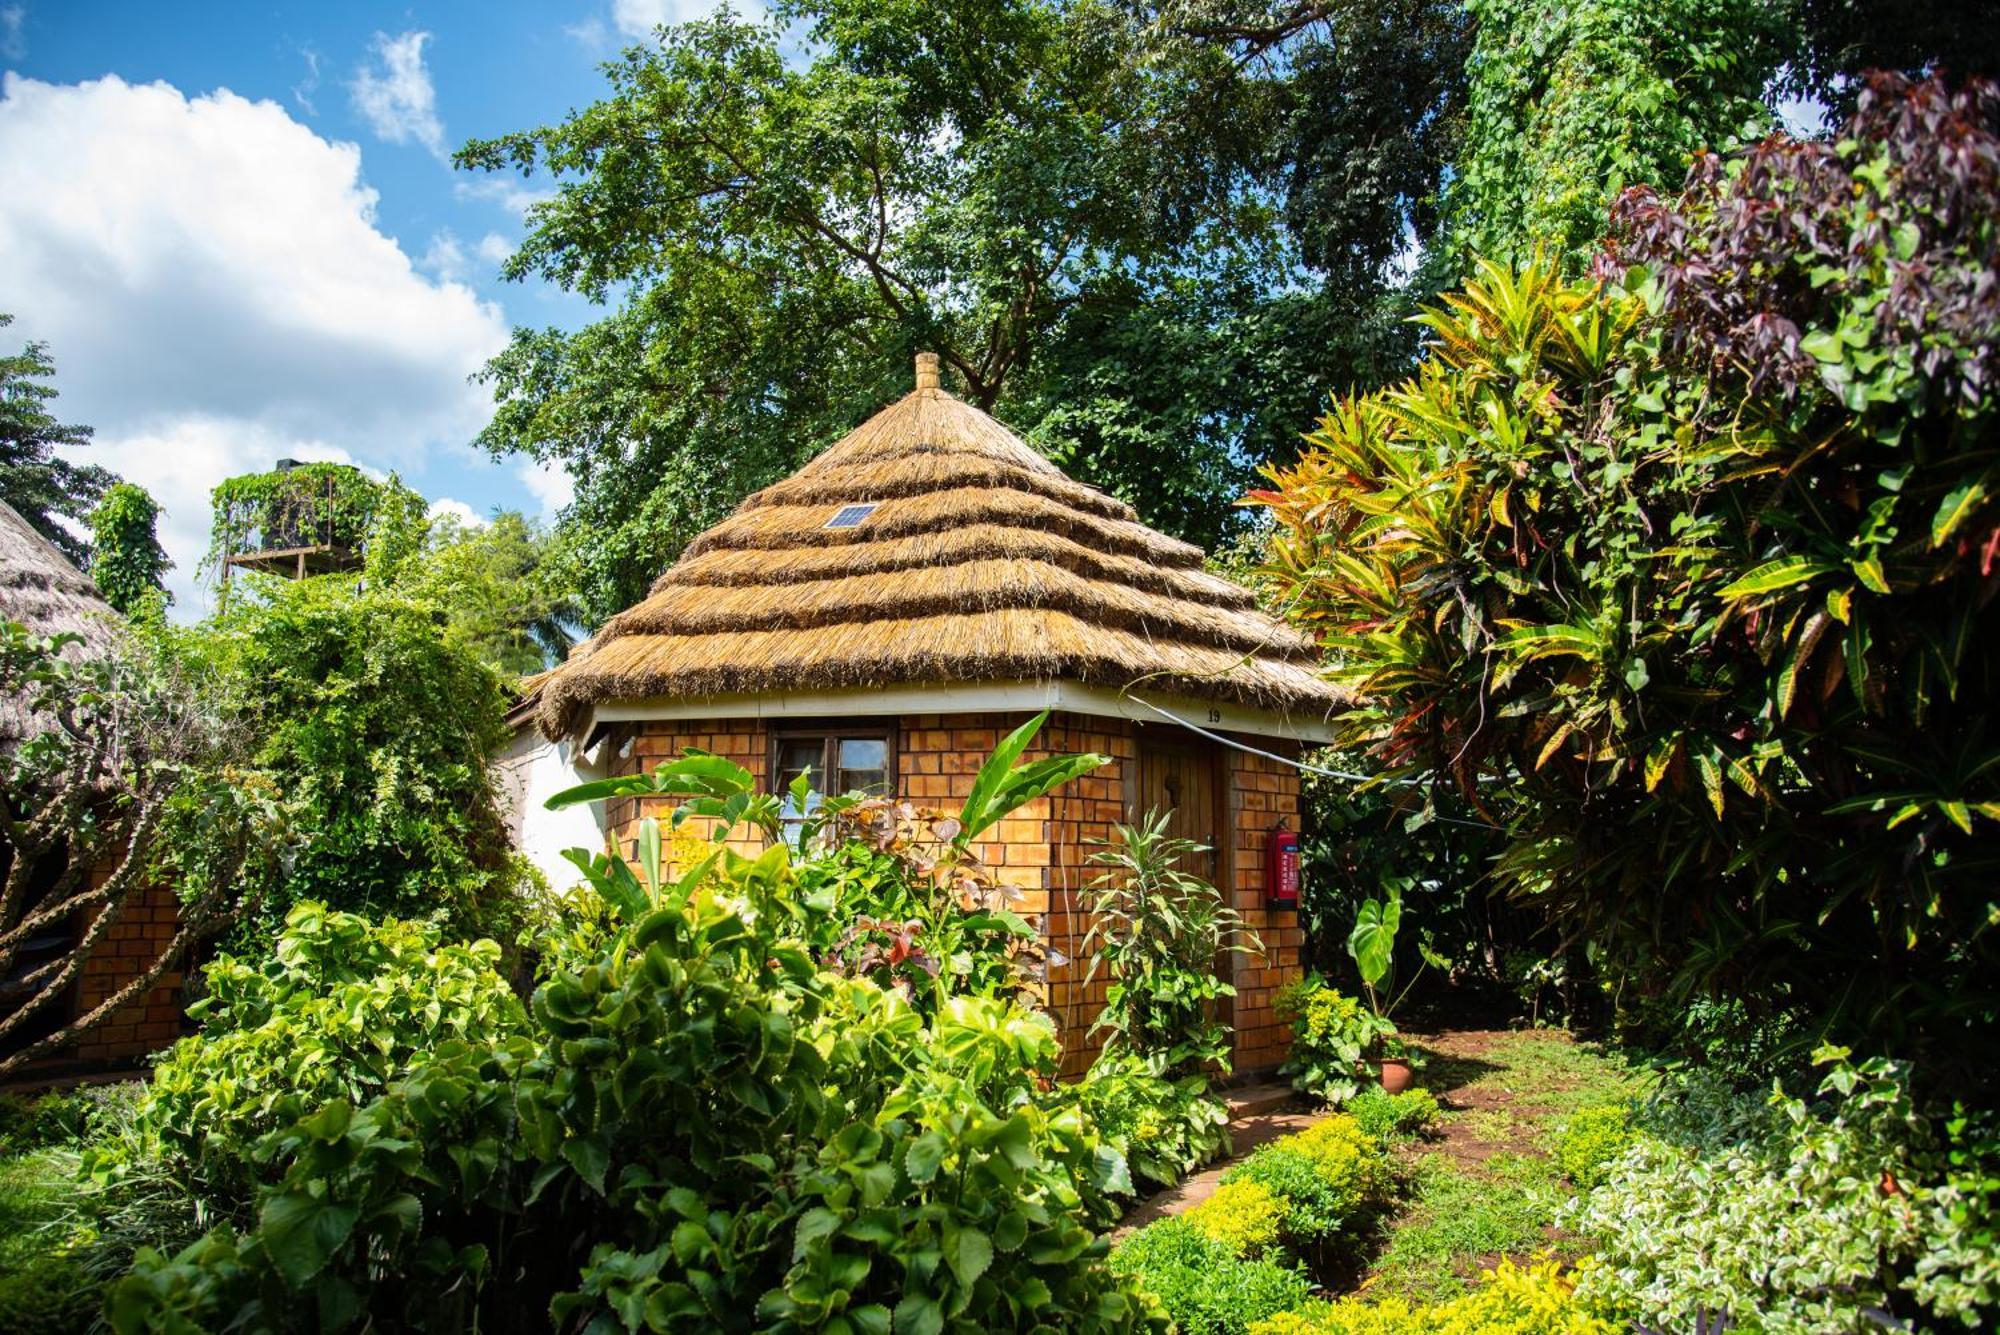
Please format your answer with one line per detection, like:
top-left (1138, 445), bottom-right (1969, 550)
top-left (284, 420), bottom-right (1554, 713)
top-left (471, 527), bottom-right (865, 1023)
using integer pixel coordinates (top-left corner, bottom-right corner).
top-left (208, 460), bottom-right (383, 582)
top-left (517, 354), bottom-right (1343, 1076)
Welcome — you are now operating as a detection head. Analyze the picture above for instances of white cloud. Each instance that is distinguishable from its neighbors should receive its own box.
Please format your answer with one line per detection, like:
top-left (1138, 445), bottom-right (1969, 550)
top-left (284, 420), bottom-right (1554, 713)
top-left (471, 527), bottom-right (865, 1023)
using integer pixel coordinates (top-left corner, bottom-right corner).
top-left (349, 30), bottom-right (446, 160)
top-left (0, 6), bottom-right (24, 62)
top-left (475, 232), bottom-right (512, 265)
top-left (292, 45), bottom-right (321, 116)
top-left (0, 74), bottom-right (509, 612)
top-left (454, 174), bottom-right (555, 218)
top-left (518, 458), bottom-right (574, 519)
top-left (426, 497), bottom-right (487, 529)
top-left (421, 229), bottom-right (468, 282)
top-left (607, 0), bottom-right (761, 40)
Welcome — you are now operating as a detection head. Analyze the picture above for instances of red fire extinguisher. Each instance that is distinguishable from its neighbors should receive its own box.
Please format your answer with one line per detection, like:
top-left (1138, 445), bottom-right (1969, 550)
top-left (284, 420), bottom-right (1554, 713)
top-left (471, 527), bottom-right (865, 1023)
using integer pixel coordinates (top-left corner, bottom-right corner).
top-left (1266, 819), bottom-right (1301, 910)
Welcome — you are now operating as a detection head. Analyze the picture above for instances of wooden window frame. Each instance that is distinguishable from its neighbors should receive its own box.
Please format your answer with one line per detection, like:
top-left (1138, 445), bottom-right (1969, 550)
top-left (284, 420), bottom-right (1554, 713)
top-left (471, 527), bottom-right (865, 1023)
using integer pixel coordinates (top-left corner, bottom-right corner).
top-left (767, 720), bottom-right (900, 805)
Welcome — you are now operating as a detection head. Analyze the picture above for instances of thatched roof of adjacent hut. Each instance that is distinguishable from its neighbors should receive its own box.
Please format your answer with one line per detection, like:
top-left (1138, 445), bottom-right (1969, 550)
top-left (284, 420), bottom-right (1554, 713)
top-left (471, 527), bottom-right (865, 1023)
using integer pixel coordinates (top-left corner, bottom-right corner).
top-left (0, 499), bottom-right (124, 745)
top-left (531, 355), bottom-right (1342, 739)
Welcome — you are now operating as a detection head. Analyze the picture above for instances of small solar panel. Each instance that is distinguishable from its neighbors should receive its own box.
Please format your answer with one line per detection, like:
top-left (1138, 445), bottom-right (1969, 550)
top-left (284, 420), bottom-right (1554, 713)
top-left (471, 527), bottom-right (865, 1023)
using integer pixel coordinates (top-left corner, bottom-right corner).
top-left (824, 503), bottom-right (879, 530)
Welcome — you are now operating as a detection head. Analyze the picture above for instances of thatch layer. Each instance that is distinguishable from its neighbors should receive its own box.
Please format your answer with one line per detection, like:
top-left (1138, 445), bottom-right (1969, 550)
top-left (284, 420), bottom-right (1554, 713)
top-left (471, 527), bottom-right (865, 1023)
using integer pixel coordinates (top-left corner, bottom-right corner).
top-left (535, 375), bottom-right (1342, 738)
top-left (0, 500), bottom-right (124, 745)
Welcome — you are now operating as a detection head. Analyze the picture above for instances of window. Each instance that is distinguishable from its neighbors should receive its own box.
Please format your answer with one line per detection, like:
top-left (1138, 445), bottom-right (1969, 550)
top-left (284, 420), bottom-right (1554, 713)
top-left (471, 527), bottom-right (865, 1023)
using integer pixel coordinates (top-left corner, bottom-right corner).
top-left (772, 728), bottom-right (894, 844)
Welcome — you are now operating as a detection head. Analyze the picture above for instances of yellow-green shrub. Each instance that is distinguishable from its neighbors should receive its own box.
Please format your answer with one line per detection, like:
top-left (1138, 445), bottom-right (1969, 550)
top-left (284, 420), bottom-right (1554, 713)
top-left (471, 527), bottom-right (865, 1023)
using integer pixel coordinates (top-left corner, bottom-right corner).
top-left (1553, 1103), bottom-right (1634, 1190)
top-left (1245, 1258), bottom-right (1614, 1335)
top-left (1184, 1179), bottom-right (1284, 1256)
top-left (1219, 1113), bottom-right (1392, 1241)
top-left (1289, 1115), bottom-right (1392, 1200)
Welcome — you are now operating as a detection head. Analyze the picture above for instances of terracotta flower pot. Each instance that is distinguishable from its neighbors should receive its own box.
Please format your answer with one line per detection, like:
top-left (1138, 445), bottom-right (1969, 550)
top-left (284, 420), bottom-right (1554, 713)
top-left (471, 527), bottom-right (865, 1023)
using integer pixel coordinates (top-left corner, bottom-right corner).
top-left (1377, 1058), bottom-right (1414, 1094)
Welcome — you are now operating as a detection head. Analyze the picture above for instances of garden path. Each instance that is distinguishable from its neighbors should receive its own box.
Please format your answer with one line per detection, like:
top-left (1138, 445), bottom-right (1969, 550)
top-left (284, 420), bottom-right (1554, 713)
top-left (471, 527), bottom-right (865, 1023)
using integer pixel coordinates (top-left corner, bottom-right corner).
top-left (1111, 1028), bottom-right (1635, 1299)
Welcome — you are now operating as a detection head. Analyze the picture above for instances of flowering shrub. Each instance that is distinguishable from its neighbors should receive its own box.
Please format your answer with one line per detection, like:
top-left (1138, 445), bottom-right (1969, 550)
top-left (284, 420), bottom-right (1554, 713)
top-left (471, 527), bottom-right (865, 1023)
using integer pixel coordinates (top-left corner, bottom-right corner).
top-left (1184, 1180), bottom-right (1284, 1258)
top-left (1246, 1257), bottom-right (1615, 1334)
top-left (1552, 1103), bottom-right (1635, 1190)
top-left (1277, 978), bottom-right (1392, 1105)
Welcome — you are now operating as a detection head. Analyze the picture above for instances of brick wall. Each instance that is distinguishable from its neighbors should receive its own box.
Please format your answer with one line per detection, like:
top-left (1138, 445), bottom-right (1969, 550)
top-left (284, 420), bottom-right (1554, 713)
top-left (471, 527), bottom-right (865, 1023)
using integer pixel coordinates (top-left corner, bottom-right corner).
top-left (1042, 715), bottom-right (1134, 1078)
top-left (1224, 740), bottom-right (1306, 1075)
top-left (605, 719), bottom-right (771, 860)
top-left (600, 710), bottom-right (1302, 1081)
top-left (70, 877), bottom-right (185, 1066)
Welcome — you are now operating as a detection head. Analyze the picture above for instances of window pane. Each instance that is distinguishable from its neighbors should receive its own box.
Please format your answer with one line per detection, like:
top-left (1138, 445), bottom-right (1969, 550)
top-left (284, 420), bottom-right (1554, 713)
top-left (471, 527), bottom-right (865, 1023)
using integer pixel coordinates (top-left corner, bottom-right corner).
top-left (839, 738), bottom-right (887, 771)
top-left (838, 736), bottom-right (889, 795)
top-left (777, 739), bottom-right (824, 793)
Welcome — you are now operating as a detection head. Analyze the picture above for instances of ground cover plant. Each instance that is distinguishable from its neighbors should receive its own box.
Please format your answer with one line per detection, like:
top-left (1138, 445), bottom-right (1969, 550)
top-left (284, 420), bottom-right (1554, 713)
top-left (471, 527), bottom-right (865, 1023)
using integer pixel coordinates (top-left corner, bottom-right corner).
top-left (1568, 1051), bottom-right (1999, 1331)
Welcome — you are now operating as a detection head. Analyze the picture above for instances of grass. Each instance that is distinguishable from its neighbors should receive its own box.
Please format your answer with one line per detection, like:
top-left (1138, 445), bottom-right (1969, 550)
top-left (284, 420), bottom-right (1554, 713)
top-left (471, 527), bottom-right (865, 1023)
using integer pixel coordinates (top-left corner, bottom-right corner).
top-left (1350, 1028), bottom-right (1641, 1302)
top-left (0, 1147), bottom-right (102, 1332)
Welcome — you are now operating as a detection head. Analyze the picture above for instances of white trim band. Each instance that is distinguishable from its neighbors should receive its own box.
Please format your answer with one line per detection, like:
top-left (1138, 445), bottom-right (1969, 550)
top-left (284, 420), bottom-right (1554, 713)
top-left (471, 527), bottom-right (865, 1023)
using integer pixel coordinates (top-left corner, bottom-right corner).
top-left (586, 679), bottom-right (1339, 744)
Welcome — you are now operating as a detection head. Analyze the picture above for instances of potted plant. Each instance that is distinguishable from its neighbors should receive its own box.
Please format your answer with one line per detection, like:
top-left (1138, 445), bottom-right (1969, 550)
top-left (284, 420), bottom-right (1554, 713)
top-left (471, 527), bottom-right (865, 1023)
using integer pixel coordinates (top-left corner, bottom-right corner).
top-left (1347, 879), bottom-right (1436, 1091)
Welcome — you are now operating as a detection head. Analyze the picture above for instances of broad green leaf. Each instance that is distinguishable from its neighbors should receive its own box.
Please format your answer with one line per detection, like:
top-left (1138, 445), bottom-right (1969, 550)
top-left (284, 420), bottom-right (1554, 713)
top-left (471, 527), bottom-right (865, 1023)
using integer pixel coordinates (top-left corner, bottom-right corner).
top-left (893, 1293), bottom-right (943, 1335)
top-left (259, 1192), bottom-right (360, 1287)
top-left (1931, 477), bottom-right (1990, 546)
top-left (1718, 557), bottom-right (1836, 601)
top-left (944, 1226), bottom-right (993, 1291)
top-left (1347, 886), bottom-right (1402, 987)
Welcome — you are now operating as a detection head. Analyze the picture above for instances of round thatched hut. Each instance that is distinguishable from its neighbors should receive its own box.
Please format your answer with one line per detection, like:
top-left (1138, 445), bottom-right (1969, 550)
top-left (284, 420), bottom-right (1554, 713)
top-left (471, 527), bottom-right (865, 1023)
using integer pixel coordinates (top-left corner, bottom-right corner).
top-left (0, 500), bottom-right (186, 1073)
top-left (517, 354), bottom-right (1342, 1074)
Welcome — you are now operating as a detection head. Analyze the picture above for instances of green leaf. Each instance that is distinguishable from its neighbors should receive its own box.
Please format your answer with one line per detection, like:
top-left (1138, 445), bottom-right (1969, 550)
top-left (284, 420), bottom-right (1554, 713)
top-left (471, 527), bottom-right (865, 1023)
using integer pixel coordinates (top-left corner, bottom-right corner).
top-left (1931, 477), bottom-right (1990, 547)
top-left (944, 1227), bottom-right (992, 1291)
top-left (1347, 886), bottom-right (1402, 988)
top-left (563, 1134), bottom-right (610, 1194)
top-left (903, 1133), bottom-right (947, 1185)
top-left (893, 1293), bottom-right (943, 1335)
top-left (259, 1191), bottom-right (360, 1288)
top-left (1718, 557), bottom-right (1837, 600)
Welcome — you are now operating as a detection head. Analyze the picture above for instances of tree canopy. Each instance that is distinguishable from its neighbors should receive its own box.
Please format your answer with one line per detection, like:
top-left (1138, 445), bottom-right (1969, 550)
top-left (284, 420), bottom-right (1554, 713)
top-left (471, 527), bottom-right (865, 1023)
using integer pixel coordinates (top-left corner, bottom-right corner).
top-left (460, 0), bottom-right (1469, 625)
top-left (0, 314), bottom-right (114, 569)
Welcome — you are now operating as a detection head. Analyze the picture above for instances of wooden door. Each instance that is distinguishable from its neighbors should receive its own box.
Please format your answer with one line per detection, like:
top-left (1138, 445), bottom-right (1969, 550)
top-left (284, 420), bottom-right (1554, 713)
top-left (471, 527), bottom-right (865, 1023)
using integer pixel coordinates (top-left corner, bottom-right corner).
top-left (1132, 732), bottom-right (1233, 1033)
top-left (1134, 740), bottom-right (1220, 882)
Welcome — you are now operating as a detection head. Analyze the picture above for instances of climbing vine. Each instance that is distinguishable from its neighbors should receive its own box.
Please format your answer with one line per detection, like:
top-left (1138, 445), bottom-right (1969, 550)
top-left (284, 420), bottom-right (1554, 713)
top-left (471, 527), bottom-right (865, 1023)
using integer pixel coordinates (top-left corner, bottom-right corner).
top-left (203, 463), bottom-right (404, 578)
top-left (88, 481), bottom-right (169, 615)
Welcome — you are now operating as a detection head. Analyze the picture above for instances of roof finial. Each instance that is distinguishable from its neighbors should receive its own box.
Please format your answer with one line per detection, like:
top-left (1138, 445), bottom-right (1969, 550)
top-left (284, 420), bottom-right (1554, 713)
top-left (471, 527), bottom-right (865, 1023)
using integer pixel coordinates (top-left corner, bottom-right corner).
top-left (914, 351), bottom-right (940, 391)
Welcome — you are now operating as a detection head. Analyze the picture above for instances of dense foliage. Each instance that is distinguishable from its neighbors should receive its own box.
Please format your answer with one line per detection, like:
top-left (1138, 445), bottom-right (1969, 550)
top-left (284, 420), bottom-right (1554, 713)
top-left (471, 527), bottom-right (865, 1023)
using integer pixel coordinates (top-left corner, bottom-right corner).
top-left (1077, 1051), bottom-right (1230, 1190)
top-left (1079, 812), bottom-right (1257, 1075)
top-left (1446, 0), bottom-right (1779, 272)
top-left (144, 576), bottom-right (533, 947)
top-left (0, 313), bottom-right (114, 567)
top-left (1254, 76), bottom-right (2000, 1081)
top-left (0, 624), bottom-right (280, 1075)
top-left (88, 483), bottom-right (170, 616)
top-left (1113, 1114), bottom-right (1393, 1333)
top-left (1568, 1053), bottom-right (1998, 1330)
top-left (103, 725), bottom-right (1181, 1333)
top-left (1275, 978), bottom-right (1389, 1104)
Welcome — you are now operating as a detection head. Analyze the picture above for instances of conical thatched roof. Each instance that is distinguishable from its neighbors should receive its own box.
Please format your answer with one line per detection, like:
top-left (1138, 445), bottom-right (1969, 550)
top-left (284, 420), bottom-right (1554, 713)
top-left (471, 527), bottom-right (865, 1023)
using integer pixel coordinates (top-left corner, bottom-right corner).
top-left (532, 355), bottom-right (1341, 739)
top-left (0, 499), bottom-right (124, 745)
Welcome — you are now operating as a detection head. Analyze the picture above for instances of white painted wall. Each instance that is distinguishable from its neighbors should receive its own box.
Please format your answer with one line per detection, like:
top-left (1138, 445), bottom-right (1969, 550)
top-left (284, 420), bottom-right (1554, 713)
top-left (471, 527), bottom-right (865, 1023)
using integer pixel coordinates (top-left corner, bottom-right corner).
top-left (493, 726), bottom-right (610, 893)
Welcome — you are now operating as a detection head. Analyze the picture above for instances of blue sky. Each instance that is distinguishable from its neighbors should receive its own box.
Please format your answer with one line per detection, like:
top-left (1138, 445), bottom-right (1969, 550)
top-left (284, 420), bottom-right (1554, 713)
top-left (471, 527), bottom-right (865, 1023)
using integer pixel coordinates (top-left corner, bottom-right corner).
top-left (0, 1), bottom-right (741, 610)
